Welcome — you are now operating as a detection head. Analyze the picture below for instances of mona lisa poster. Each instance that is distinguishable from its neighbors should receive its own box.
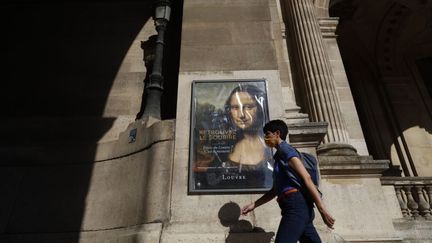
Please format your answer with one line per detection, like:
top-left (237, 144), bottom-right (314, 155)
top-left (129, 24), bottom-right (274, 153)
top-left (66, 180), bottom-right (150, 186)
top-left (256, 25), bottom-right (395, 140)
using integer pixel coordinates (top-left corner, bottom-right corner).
top-left (189, 80), bottom-right (273, 193)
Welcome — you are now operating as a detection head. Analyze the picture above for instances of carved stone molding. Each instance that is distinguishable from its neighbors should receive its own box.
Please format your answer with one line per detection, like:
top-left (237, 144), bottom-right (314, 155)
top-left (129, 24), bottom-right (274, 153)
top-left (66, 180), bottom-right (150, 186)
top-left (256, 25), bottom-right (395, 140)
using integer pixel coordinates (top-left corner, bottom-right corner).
top-left (317, 142), bottom-right (357, 156)
top-left (319, 154), bottom-right (390, 177)
top-left (318, 17), bottom-right (339, 38)
top-left (288, 122), bottom-right (328, 148)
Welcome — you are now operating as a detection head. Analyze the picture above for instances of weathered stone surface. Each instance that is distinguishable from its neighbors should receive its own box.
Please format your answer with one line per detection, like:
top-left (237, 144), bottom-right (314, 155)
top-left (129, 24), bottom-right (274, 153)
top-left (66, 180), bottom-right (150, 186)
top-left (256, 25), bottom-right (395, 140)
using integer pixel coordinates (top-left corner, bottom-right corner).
top-left (393, 219), bottom-right (432, 243)
top-left (317, 143), bottom-right (358, 156)
top-left (0, 223), bottom-right (163, 243)
top-left (182, 22), bottom-right (272, 45)
top-left (180, 0), bottom-right (278, 72)
top-left (183, 1), bottom-right (271, 23)
top-left (1, 120), bottom-right (174, 233)
top-left (381, 185), bottom-right (405, 220)
top-left (180, 43), bottom-right (278, 72)
top-left (321, 177), bottom-right (402, 242)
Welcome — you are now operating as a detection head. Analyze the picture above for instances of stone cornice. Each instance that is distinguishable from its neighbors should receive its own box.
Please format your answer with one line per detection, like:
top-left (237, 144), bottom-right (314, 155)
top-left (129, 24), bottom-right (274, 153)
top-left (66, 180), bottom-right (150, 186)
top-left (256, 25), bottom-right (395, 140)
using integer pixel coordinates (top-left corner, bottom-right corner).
top-left (318, 17), bottom-right (339, 38)
top-left (381, 176), bottom-right (432, 185)
top-left (287, 122), bottom-right (328, 147)
top-left (319, 155), bottom-right (390, 177)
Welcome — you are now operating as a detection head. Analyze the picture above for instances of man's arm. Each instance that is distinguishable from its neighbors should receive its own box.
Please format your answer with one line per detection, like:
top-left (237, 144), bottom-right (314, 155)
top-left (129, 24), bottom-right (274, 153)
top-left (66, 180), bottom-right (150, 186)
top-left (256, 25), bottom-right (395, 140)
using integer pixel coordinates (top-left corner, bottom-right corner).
top-left (289, 157), bottom-right (335, 229)
top-left (241, 187), bottom-right (277, 215)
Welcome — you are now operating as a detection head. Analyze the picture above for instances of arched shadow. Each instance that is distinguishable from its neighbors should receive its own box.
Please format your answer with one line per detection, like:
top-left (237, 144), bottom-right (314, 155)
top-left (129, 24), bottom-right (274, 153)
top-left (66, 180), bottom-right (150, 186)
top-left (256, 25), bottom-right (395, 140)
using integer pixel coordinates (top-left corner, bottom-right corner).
top-left (218, 202), bottom-right (274, 243)
top-left (0, 0), bottom-right (182, 241)
top-left (0, 0), bottom-right (151, 237)
top-left (329, 1), bottom-right (432, 176)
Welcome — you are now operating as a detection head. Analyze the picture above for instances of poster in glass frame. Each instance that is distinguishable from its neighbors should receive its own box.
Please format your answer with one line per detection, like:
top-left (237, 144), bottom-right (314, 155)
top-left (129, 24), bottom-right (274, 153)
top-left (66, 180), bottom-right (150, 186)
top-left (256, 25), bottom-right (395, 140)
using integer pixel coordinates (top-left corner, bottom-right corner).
top-left (189, 79), bottom-right (274, 193)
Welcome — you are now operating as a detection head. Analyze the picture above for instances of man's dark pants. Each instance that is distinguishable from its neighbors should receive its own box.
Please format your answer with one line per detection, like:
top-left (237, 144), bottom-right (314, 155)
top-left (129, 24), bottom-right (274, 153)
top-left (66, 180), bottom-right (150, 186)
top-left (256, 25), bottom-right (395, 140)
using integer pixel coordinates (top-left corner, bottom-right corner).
top-left (275, 191), bottom-right (322, 243)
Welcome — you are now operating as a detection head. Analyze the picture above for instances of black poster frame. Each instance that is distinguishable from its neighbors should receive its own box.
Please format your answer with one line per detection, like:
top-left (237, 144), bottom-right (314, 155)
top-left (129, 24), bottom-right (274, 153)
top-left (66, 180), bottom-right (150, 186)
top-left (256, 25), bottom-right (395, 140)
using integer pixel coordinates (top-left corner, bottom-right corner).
top-left (188, 79), bottom-right (273, 193)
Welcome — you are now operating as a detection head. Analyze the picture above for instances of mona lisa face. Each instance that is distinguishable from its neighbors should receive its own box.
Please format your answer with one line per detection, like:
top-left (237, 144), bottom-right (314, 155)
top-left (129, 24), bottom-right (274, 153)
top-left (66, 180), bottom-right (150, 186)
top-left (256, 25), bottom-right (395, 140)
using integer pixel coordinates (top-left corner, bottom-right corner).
top-left (229, 91), bottom-right (258, 130)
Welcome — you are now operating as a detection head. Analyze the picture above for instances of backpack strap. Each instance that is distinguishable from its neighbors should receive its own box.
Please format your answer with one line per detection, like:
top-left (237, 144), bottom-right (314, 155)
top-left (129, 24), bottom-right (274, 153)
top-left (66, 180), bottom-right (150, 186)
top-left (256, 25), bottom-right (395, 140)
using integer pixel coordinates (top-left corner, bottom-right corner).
top-left (291, 147), bottom-right (323, 198)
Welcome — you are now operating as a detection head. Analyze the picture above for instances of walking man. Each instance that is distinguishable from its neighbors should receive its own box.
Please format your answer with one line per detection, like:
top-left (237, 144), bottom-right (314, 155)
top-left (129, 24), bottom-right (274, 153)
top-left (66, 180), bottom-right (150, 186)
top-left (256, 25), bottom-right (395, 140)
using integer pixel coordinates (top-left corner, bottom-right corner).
top-left (241, 120), bottom-right (335, 243)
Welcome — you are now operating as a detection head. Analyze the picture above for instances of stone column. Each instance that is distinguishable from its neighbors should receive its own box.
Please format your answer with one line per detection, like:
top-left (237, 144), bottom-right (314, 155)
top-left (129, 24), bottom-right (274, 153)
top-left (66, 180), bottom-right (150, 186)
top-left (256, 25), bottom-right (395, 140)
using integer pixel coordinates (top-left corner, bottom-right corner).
top-left (282, 0), bottom-right (349, 144)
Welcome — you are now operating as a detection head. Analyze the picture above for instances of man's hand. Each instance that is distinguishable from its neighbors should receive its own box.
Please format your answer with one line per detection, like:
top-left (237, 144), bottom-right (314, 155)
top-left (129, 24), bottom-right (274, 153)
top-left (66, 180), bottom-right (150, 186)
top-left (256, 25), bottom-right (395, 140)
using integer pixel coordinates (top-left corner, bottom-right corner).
top-left (318, 208), bottom-right (335, 229)
top-left (241, 202), bottom-right (256, 216)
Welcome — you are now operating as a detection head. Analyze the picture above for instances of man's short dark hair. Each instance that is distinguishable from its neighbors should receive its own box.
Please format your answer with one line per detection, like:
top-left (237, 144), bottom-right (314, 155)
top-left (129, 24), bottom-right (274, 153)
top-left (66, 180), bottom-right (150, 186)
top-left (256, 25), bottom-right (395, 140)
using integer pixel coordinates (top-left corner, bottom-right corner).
top-left (263, 119), bottom-right (288, 140)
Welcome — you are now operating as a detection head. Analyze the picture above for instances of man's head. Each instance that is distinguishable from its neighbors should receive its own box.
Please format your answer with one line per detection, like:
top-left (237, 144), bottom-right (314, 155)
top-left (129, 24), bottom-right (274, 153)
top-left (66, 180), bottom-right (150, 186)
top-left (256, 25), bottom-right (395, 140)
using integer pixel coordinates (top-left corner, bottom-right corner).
top-left (263, 120), bottom-right (288, 147)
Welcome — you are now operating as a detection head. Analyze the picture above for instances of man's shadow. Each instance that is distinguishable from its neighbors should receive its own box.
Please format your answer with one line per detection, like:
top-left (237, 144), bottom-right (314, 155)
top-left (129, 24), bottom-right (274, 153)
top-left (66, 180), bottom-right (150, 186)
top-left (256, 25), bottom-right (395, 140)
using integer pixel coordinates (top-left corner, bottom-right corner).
top-left (218, 202), bottom-right (274, 243)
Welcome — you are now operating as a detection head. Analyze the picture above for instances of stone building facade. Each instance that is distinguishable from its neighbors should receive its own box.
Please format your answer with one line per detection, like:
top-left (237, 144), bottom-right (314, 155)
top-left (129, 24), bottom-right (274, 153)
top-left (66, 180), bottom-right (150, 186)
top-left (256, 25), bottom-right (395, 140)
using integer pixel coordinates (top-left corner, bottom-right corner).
top-left (1, 0), bottom-right (432, 242)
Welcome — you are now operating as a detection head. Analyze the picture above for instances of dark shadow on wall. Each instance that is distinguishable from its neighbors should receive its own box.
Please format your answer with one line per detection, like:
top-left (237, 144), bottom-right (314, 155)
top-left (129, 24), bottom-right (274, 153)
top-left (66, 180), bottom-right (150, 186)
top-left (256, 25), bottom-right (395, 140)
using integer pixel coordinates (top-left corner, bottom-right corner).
top-left (160, 0), bottom-right (182, 120)
top-left (416, 57), bottom-right (432, 99)
top-left (218, 202), bottom-right (274, 243)
top-left (330, 1), bottom-right (432, 176)
top-left (0, 0), bottom-right (183, 240)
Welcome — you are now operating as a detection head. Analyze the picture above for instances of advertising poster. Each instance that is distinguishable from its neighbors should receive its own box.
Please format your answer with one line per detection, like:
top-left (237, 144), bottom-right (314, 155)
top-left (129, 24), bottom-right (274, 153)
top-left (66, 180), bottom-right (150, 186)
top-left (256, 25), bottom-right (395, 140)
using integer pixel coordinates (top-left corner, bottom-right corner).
top-left (189, 80), bottom-right (274, 193)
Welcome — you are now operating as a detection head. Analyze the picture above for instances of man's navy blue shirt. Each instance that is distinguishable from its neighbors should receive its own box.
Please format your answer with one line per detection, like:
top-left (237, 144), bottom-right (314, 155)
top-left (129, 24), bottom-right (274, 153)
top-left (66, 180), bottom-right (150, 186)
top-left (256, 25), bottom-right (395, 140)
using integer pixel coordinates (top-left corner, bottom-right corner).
top-left (273, 141), bottom-right (300, 195)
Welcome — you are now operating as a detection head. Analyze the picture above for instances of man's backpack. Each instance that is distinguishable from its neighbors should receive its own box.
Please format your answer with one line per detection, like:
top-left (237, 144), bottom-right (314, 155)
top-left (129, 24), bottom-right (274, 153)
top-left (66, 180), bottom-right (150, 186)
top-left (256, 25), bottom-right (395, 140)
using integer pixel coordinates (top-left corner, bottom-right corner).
top-left (285, 147), bottom-right (322, 200)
